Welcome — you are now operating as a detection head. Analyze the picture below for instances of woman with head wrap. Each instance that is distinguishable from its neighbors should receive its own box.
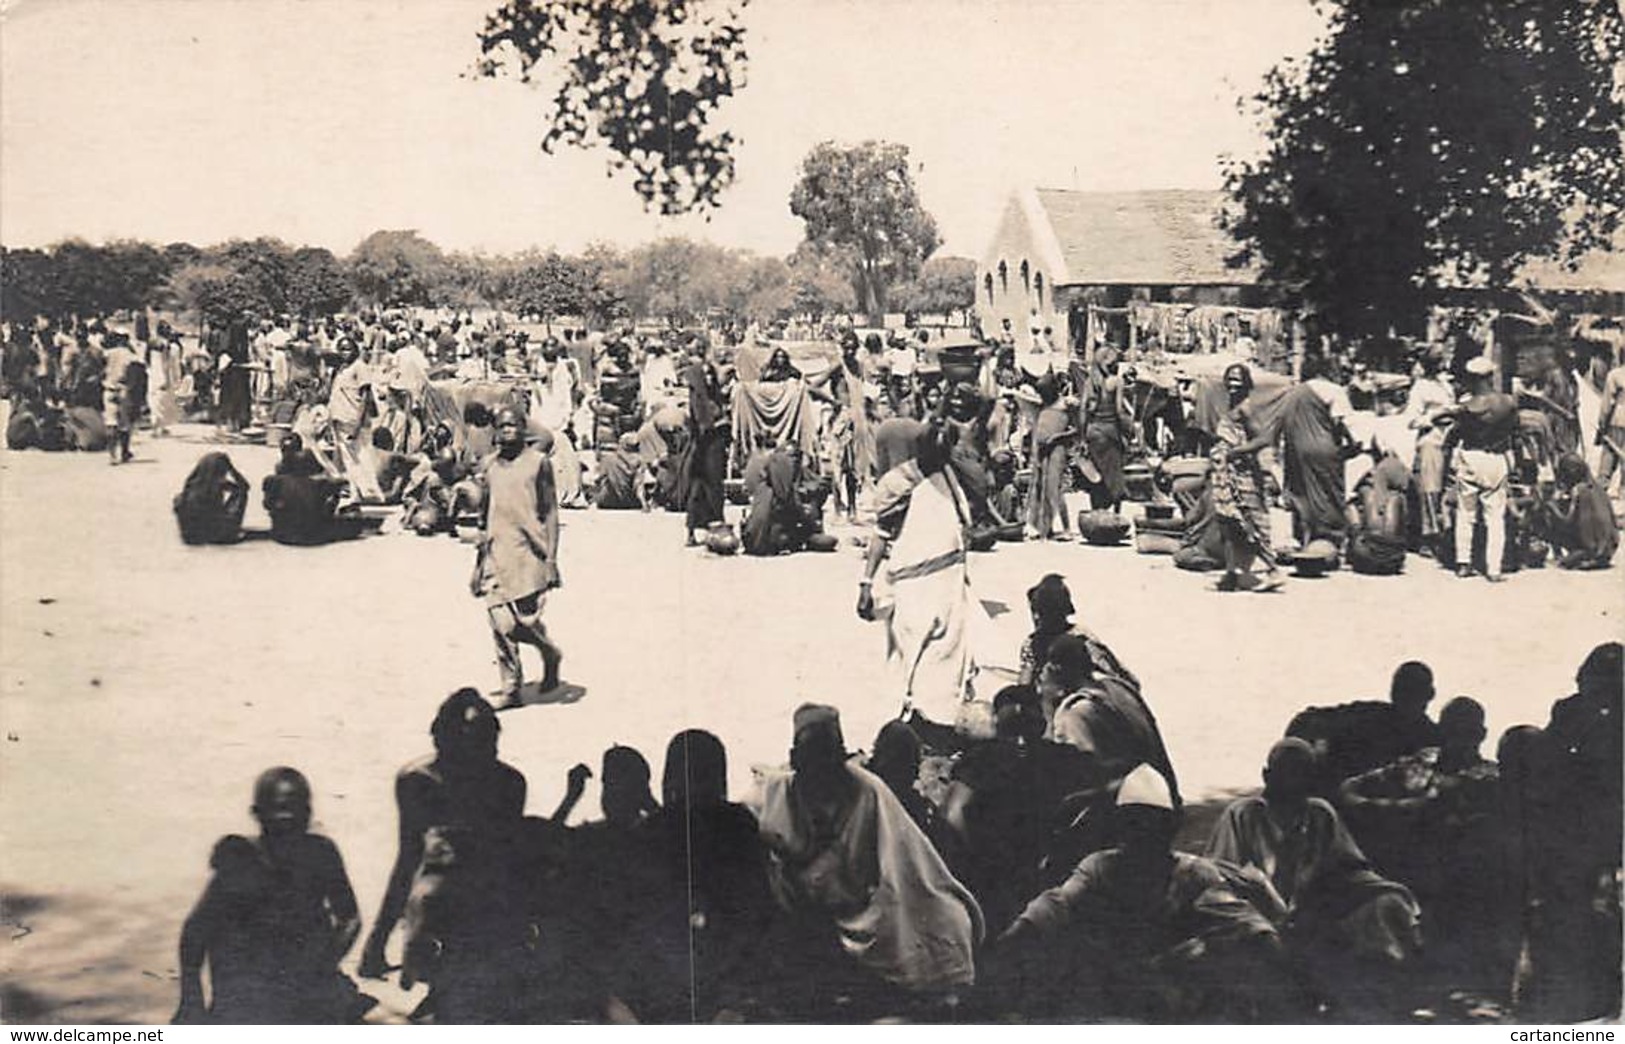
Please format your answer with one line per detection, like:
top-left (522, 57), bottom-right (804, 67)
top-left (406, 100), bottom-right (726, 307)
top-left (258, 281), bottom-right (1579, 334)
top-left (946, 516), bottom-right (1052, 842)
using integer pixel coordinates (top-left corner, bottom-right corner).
top-left (1017, 574), bottom-right (1139, 691)
top-left (1207, 364), bottom-right (1284, 592)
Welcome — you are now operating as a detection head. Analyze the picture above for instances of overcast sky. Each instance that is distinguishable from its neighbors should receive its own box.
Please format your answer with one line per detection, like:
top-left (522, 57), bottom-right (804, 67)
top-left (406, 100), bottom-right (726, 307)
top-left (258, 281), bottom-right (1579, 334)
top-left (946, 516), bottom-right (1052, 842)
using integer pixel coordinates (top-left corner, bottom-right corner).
top-left (0, 0), bottom-right (1328, 259)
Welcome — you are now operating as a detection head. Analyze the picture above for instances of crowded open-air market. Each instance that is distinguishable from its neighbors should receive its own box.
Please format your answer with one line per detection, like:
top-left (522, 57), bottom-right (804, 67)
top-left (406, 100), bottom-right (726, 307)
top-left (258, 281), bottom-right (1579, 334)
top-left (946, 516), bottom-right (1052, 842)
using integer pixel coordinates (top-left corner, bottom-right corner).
top-left (1, 0), bottom-right (1621, 1031)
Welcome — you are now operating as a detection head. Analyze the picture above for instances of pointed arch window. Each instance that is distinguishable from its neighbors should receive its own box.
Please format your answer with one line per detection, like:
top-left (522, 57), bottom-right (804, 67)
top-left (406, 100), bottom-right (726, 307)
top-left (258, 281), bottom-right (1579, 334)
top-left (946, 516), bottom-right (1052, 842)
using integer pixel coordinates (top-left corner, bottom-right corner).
top-left (997, 260), bottom-right (1008, 294)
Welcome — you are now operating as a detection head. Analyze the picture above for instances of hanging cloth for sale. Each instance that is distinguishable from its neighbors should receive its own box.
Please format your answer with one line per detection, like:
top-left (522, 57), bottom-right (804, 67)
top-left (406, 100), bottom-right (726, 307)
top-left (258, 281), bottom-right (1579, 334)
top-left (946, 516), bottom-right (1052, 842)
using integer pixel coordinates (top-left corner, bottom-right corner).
top-left (732, 378), bottom-right (820, 462)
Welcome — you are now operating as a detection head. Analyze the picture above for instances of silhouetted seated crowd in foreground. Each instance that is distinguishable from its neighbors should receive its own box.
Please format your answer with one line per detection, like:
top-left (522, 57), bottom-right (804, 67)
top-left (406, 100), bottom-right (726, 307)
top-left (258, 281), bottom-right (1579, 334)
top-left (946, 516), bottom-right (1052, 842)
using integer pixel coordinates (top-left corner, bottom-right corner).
top-left (175, 630), bottom-right (1622, 1024)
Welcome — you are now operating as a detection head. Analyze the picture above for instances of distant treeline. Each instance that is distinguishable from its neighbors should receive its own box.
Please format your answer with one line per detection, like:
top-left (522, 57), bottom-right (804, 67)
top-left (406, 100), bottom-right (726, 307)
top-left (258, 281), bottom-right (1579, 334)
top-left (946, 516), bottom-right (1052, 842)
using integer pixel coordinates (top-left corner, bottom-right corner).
top-left (0, 231), bottom-right (976, 331)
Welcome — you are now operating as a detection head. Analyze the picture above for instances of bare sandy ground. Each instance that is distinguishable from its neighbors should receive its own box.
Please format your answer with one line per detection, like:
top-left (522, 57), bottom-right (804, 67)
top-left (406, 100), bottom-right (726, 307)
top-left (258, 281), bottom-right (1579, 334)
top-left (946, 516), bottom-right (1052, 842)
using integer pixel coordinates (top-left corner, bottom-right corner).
top-left (1, 430), bottom-right (1619, 1022)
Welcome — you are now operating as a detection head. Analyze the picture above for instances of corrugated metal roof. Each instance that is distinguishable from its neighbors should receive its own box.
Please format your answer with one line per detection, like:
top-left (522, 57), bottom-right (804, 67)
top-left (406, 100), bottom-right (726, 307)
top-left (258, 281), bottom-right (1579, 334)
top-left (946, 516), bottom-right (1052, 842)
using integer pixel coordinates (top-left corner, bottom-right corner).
top-left (1033, 188), bottom-right (1258, 287)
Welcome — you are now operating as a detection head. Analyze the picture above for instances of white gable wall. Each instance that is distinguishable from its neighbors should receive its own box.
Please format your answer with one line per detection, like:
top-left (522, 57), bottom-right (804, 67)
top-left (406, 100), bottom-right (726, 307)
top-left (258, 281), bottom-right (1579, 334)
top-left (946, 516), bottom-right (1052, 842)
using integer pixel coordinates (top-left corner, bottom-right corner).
top-left (977, 191), bottom-right (1070, 353)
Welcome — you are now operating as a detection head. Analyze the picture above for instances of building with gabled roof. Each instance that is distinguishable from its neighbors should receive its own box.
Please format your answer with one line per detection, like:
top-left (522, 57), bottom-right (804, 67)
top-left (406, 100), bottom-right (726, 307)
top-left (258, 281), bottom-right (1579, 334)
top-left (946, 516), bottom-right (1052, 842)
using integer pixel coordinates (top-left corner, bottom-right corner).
top-left (978, 187), bottom-right (1261, 353)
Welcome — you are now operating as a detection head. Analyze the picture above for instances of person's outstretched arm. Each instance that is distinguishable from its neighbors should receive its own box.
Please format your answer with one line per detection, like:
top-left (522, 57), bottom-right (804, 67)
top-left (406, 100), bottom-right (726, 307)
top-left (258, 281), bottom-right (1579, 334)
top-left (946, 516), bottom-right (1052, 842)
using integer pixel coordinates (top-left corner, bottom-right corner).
top-left (173, 882), bottom-right (220, 1023)
top-left (359, 774), bottom-right (428, 978)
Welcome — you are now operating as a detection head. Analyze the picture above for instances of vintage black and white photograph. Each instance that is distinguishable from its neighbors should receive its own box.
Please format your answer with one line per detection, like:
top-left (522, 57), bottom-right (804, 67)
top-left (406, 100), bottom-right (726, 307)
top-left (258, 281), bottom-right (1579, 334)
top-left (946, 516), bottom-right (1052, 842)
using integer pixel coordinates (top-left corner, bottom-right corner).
top-left (0, 0), bottom-right (1621, 1027)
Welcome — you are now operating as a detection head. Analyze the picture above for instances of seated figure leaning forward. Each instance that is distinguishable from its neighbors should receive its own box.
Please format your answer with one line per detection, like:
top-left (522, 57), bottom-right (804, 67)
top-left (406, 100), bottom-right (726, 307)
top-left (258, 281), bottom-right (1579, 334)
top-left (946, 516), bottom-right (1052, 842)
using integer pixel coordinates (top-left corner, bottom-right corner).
top-left (1206, 738), bottom-right (1422, 1013)
top-left (174, 452), bottom-right (250, 546)
top-left (993, 764), bottom-right (1292, 1021)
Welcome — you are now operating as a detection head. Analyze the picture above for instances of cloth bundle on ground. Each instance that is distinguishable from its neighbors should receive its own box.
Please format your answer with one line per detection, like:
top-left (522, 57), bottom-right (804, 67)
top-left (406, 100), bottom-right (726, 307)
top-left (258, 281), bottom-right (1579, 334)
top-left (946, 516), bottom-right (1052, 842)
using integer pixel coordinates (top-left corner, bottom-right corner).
top-left (64, 405), bottom-right (107, 451)
top-left (1346, 531), bottom-right (1407, 575)
top-left (1076, 510), bottom-right (1131, 545)
top-left (731, 379), bottom-right (820, 462)
top-left (755, 759), bottom-right (984, 992)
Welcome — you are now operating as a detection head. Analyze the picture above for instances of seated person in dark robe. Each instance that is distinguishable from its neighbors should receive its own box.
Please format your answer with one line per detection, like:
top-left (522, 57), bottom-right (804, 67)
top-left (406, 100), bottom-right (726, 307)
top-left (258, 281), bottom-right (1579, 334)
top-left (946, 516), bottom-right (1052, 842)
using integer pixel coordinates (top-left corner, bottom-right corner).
top-left (1340, 696), bottom-right (1505, 987)
top-left (263, 434), bottom-right (361, 546)
top-left (741, 439), bottom-right (818, 555)
top-left (359, 690), bottom-right (529, 1024)
top-left (618, 731), bottom-right (774, 1023)
top-left (1040, 634), bottom-right (1176, 801)
top-left (865, 720), bottom-right (936, 840)
top-left (1206, 739), bottom-right (1421, 1017)
top-left (174, 452), bottom-right (250, 545)
top-left (943, 685), bottom-right (1104, 929)
top-left (560, 745), bottom-right (663, 1023)
top-left (5, 394), bottom-right (44, 450)
top-left (174, 767), bottom-right (373, 1025)
top-left (1515, 643), bottom-right (1623, 1022)
top-left (364, 426), bottom-right (417, 505)
top-left (1543, 453), bottom-right (1618, 569)
top-left (1285, 659), bottom-right (1443, 799)
top-left (995, 765), bottom-right (1290, 1022)
top-left (593, 433), bottom-right (651, 511)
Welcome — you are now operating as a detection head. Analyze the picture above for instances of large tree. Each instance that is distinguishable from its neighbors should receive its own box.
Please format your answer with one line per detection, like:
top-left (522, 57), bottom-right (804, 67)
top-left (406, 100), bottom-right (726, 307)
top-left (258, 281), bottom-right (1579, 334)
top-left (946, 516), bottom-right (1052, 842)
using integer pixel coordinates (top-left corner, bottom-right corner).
top-left (164, 261), bottom-right (265, 330)
top-left (789, 141), bottom-right (941, 326)
top-left (785, 241), bottom-right (857, 321)
top-left (1226, 0), bottom-right (1624, 345)
top-left (0, 248), bottom-right (60, 319)
top-left (509, 250), bottom-right (593, 324)
top-left (892, 255), bottom-right (976, 319)
top-left (285, 247), bottom-right (354, 317)
top-left (475, 0), bottom-right (750, 216)
top-left (609, 236), bottom-right (737, 325)
top-left (348, 230), bottom-right (447, 308)
top-left (213, 238), bottom-right (294, 317)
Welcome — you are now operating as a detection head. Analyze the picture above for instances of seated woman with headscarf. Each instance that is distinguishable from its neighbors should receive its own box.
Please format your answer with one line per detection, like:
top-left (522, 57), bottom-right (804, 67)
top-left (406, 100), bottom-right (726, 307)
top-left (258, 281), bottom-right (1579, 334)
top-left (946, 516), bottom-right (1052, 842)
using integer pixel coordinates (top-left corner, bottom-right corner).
top-left (174, 452), bottom-right (251, 546)
top-left (1543, 453), bottom-right (1618, 569)
top-left (263, 434), bottom-right (365, 547)
top-left (754, 704), bottom-right (983, 1018)
top-left (1036, 634), bottom-right (1182, 869)
top-left (1017, 574), bottom-right (1138, 691)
